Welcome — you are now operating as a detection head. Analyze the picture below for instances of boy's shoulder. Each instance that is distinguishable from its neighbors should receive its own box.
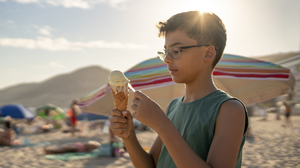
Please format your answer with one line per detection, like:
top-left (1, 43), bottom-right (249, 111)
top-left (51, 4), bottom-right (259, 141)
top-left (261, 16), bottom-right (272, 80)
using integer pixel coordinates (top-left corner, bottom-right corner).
top-left (168, 90), bottom-right (232, 106)
top-left (167, 90), bottom-right (242, 110)
top-left (214, 90), bottom-right (246, 110)
top-left (169, 96), bottom-right (182, 106)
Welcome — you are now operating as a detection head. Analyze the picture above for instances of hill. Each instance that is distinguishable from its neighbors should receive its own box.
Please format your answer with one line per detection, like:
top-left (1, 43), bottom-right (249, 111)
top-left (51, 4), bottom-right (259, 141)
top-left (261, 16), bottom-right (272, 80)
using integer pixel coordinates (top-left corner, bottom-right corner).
top-left (0, 66), bottom-right (111, 108)
top-left (252, 51), bottom-right (300, 63)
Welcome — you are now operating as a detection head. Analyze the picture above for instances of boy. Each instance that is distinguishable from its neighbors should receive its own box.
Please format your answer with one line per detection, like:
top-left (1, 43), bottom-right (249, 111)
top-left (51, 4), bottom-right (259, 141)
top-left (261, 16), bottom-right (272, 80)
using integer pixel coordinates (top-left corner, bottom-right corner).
top-left (110, 11), bottom-right (248, 168)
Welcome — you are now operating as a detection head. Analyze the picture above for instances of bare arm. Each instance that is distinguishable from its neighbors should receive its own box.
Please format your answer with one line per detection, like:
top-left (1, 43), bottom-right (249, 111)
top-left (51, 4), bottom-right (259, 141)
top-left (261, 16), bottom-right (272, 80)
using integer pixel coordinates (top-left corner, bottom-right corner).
top-left (149, 135), bottom-right (162, 167)
top-left (122, 130), bottom-right (154, 168)
top-left (110, 110), bottom-right (159, 168)
top-left (122, 131), bottom-right (161, 168)
top-left (206, 100), bottom-right (246, 167)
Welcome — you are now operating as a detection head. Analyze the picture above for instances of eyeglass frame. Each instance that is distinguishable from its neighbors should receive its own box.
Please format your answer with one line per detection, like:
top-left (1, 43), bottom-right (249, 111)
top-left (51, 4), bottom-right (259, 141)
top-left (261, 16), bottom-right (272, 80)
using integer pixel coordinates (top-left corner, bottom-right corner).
top-left (157, 45), bottom-right (210, 61)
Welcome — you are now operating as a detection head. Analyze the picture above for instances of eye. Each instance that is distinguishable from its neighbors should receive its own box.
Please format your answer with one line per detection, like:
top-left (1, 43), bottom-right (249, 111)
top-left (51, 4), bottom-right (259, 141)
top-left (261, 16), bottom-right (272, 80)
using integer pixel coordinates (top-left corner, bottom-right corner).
top-left (170, 48), bottom-right (180, 54)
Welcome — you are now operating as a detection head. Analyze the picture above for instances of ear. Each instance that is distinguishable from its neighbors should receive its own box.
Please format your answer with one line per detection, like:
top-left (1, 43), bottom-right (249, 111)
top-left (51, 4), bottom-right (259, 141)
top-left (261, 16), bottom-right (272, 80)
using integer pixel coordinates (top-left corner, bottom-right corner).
top-left (204, 45), bottom-right (216, 61)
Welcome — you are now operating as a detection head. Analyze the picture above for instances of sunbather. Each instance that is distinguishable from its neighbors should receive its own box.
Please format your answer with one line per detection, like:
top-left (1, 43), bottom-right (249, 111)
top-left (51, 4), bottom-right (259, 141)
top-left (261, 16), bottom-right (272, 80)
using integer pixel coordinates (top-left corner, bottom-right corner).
top-left (44, 141), bottom-right (100, 154)
top-left (36, 124), bottom-right (53, 133)
top-left (0, 116), bottom-right (22, 146)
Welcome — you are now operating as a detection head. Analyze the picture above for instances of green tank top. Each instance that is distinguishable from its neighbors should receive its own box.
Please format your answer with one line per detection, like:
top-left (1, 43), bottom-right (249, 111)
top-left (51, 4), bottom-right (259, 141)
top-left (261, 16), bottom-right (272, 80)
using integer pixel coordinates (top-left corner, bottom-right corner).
top-left (157, 90), bottom-right (248, 168)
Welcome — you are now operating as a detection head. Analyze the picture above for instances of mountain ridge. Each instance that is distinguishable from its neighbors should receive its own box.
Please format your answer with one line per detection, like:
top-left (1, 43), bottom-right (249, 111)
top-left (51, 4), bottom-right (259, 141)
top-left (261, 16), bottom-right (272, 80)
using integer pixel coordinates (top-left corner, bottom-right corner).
top-left (0, 65), bottom-right (111, 108)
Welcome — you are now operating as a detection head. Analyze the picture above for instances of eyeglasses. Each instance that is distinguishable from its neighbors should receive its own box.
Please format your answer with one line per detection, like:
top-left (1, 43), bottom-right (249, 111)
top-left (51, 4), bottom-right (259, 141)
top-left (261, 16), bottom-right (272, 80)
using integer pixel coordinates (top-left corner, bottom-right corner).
top-left (157, 45), bottom-right (209, 61)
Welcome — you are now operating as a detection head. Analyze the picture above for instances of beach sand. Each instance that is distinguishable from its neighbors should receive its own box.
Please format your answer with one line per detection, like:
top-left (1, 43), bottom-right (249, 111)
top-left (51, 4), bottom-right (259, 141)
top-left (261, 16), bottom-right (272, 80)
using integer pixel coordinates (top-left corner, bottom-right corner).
top-left (242, 113), bottom-right (300, 168)
top-left (0, 113), bottom-right (299, 168)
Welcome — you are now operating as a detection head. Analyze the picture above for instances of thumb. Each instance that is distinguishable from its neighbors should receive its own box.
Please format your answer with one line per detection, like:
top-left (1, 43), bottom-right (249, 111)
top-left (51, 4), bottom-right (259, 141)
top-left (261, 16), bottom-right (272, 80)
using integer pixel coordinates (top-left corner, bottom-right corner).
top-left (122, 111), bottom-right (133, 121)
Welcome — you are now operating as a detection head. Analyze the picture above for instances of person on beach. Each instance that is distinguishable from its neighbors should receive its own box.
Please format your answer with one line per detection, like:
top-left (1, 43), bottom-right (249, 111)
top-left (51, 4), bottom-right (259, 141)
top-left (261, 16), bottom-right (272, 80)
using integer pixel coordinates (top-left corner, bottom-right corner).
top-left (44, 108), bottom-right (52, 125)
top-left (0, 116), bottom-right (22, 146)
top-left (109, 11), bottom-right (248, 168)
top-left (44, 141), bottom-right (100, 154)
top-left (283, 101), bottom-right (293, 127)
top-left (68, 99), bottom-right (81, 137)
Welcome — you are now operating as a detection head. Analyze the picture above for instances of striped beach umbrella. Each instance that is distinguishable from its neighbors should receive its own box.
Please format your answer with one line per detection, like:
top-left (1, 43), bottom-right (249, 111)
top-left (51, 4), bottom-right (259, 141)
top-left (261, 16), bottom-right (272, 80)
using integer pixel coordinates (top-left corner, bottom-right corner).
top-left (78, 54), bottom-right (295, 115)
top-left (213, 54), bottom-right (295, 105)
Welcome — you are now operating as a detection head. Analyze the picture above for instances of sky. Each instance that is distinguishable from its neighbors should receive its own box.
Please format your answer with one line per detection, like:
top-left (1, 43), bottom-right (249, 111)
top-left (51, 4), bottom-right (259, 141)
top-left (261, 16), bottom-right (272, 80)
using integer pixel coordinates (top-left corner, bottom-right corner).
top-left (0, 0), bottom-right (299, 90)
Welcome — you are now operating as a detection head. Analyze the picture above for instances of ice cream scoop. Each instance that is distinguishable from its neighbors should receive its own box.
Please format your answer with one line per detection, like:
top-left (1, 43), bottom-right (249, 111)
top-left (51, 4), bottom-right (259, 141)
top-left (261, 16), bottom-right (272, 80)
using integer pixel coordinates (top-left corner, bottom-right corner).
top-left (109, 70), bottom-right (130, 94)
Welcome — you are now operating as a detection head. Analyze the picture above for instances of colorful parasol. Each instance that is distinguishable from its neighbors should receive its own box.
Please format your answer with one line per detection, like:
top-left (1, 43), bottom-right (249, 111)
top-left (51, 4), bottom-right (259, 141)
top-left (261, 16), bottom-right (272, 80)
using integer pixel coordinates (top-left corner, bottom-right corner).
top-left (79, 54), bottom-right (295, 115)
top-left (213, 54), bottom-right (295, 105)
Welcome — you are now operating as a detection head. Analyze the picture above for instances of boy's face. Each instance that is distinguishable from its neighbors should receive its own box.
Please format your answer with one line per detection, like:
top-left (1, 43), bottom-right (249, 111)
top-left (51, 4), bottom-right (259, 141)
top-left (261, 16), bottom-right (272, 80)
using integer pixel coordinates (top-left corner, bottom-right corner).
top-left (163, 30), bottom-right (208, 84)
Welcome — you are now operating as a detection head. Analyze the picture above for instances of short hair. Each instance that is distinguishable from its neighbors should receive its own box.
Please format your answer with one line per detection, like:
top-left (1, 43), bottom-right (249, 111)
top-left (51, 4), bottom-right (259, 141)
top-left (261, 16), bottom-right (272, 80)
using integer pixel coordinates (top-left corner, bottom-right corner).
top-left (156, 11), bottom-right (227, 68)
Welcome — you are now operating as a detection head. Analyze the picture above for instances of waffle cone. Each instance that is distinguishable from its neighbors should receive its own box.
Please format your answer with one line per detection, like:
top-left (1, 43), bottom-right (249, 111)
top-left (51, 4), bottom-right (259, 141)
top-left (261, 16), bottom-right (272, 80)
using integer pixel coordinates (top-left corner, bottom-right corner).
top-left (111, 88), bottom-right (129, 112)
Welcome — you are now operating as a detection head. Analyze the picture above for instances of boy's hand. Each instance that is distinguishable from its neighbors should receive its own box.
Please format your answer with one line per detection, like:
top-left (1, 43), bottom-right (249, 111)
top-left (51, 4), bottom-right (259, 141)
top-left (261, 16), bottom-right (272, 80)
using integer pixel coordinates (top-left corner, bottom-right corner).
top-left (109, 109), bottom-right (134, 139)
top-left (131, 91), bottom-right (165, 130)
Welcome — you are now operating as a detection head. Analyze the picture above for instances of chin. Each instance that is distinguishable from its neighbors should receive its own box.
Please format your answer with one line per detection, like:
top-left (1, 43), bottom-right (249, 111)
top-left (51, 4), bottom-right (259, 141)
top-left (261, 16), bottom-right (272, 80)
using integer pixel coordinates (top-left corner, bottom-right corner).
top-left (171, 76), bottom-right (185, 84)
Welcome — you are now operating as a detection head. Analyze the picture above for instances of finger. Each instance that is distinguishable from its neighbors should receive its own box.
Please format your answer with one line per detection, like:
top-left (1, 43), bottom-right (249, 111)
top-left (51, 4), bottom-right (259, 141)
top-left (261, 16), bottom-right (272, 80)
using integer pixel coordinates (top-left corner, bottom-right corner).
top-left (133, 90), bottom-right (147, 100)
top-left (122, 111), bottom-right (133, 121)
top-left (131, 104), bottom-right (138, 112)
top-left (110, 122), bottom-right (128, 129)
top-left (132, 98), bottom-right (141, 106)
top-left (111, 109), bottom-right (123, 117)
top-left (132, 111), bottom-right (137, 118)
top-left (110, 116), bottom-right (127, 124)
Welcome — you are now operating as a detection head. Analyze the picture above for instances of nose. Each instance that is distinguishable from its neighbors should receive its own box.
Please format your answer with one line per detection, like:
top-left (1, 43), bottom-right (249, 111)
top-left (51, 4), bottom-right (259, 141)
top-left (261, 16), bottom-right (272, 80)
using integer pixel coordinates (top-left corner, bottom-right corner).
top-left (163, 52), bottom-right (173, 64)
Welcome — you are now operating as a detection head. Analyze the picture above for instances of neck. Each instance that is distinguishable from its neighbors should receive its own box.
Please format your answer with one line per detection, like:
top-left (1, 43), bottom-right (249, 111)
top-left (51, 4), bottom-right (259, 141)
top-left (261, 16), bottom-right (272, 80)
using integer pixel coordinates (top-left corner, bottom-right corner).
top-left (183, 73), bottom-right (217, 103)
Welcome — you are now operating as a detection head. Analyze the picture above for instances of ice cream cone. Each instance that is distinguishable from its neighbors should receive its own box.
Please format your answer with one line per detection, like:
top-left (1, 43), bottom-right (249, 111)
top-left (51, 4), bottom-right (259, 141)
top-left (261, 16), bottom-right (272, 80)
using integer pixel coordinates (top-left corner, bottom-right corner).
top-left (109, 70), bottom-right (130, 112)
top-left (111, 88), bottom-right (128, 112)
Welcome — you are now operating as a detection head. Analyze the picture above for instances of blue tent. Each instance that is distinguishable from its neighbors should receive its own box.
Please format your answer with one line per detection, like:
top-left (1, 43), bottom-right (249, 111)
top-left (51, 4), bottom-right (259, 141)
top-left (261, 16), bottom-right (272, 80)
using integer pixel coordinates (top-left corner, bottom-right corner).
top-left (0, 104), bottom-right (35, 119)
top-left (77, 112), bottom-right (108, 121)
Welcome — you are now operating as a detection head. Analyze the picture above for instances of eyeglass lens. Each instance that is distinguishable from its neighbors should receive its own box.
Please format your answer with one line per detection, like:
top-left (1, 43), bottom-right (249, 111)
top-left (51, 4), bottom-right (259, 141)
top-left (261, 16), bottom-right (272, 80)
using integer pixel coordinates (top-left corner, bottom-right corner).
top-left (158, 47), bottom-right (180, 61)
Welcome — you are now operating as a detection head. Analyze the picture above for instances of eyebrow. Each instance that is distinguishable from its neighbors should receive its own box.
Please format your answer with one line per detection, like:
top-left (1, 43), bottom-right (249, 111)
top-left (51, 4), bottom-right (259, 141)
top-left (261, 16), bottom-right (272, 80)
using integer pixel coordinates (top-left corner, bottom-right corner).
top-left (164, 42), bottom-right (183, 49)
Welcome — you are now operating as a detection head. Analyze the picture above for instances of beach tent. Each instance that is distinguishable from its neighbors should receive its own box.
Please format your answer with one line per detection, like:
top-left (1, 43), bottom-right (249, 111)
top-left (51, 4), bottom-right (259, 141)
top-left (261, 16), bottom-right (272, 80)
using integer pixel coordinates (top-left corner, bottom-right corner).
top-left (36, 104), bottom-right (65, 120)
top-left (0, 104), bottom-right (35, 119)
top-left (79, 54), bottom-right (295, 116)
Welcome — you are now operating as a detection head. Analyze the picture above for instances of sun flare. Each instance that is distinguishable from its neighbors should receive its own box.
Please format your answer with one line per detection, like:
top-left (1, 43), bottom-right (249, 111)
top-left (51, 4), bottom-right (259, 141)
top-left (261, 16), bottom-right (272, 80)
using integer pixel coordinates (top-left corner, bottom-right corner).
top-left (179, 0), bottom-right (225, 18)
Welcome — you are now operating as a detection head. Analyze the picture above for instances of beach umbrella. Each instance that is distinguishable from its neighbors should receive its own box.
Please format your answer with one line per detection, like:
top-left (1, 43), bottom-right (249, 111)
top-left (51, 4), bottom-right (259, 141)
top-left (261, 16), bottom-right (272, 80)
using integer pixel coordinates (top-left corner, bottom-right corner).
top-left (77, 112), bottom-right (109, 121)
top-left (78, 54), bottom-right (295, 115)
top-left (0, 104), bottom-right (35, 119)
top-left (212, 54), bottom-right (295, 105)
top-left (36, 104), bottom-right (65, 120)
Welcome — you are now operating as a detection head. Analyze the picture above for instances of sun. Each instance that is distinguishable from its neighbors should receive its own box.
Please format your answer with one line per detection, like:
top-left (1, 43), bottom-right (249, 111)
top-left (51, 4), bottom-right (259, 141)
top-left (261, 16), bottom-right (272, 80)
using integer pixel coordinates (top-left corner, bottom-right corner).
top-left (177, 0), bottom-right (225, 18)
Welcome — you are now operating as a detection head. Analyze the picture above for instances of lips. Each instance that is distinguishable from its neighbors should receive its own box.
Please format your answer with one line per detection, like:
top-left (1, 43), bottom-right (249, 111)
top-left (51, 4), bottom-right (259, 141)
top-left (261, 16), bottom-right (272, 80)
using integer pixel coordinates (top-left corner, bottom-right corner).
top-left (168, 68), bottom-right (177, 74)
